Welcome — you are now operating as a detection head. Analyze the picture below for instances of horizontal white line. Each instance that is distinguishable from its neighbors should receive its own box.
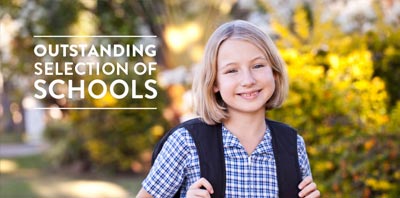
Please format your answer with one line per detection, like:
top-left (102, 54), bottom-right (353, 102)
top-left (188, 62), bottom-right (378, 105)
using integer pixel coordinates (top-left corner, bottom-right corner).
top-left (32, 107), bottom-right (157, 110)
top-left (33, 35), bottom-right (157, 38)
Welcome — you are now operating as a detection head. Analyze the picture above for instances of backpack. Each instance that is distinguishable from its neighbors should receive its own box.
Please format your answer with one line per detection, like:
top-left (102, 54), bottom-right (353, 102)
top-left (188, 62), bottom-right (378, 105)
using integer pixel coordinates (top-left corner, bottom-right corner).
top-left (151, 118), bottom-right (301, 198)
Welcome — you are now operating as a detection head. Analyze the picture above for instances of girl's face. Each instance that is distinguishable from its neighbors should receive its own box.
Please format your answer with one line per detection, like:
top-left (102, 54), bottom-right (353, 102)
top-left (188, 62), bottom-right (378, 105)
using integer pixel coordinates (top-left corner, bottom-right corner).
top-left (214, 39), bottom-right (275, 115)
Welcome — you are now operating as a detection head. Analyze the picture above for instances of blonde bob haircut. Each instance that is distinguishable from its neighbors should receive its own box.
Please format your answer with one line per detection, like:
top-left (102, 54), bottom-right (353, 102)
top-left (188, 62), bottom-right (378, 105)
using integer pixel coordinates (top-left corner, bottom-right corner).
top-left (192, 20), bottom-right (288, 125)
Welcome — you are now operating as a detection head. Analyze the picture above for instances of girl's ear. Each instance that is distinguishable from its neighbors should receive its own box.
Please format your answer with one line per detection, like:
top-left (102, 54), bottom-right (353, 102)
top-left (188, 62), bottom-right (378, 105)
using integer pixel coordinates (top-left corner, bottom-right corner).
top-left (213, 84), bottom-right (219, 93)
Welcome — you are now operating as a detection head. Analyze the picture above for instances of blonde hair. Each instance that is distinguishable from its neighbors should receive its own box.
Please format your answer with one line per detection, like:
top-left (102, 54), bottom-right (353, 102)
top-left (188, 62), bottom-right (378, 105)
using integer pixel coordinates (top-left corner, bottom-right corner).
top-left (192, 20), bottom-right (288, 125)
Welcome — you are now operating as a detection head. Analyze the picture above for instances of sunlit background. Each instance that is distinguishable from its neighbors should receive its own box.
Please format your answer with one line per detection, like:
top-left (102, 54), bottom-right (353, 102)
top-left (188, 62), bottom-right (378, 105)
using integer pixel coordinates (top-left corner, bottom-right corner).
top-left (1, 0), bottom-right (400, 197)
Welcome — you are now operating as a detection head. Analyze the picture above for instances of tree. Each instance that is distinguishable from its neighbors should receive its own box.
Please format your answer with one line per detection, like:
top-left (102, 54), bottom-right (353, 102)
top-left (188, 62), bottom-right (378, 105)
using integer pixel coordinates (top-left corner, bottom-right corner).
top-left (2, 0), bottom-right (170, 172)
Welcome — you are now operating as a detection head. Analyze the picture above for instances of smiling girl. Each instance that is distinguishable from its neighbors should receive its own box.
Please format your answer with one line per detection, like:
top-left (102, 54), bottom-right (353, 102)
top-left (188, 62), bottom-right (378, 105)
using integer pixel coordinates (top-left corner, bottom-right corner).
top-left (137, 20), bottom-right (320, 198)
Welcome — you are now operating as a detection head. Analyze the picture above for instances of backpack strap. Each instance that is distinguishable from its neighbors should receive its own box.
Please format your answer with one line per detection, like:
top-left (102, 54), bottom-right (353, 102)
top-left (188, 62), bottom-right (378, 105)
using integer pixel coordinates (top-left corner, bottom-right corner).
top-left (185, 119), bottom-right (225, 198)
top-left (151, 118), bottom-right (225, 198)
top-left (152, 118), bottom-right (301, 198)
top-left (267, 119), bottom-right (302, 198)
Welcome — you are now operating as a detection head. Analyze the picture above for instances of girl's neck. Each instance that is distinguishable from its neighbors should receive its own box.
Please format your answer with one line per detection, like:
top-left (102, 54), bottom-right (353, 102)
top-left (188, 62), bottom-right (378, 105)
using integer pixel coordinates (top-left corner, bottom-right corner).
top-left (223, 110), bottom-right (267, 155)
top-left (223, 110), bottom-right (266, 138)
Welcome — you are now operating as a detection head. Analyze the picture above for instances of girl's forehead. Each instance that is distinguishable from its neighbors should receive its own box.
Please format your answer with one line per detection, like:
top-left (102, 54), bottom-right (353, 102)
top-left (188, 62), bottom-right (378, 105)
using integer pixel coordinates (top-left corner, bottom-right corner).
top-left (218, 39), bottom-right (266, 58)
top-left (220, 37), bottom-right (265, 51)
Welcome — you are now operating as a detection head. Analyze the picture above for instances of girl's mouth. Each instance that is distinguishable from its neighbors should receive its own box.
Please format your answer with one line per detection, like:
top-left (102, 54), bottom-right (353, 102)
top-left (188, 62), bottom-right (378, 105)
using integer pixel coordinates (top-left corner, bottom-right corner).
top-left (238, 90), bottom-right (261, 99)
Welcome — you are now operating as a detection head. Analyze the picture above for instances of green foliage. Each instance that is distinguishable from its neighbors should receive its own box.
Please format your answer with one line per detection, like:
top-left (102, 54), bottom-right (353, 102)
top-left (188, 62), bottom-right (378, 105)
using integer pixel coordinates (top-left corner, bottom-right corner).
top-left (367, 30), bottom-right (400, 109)
top-left (265, 4), bottom-right (399, 197)
top-left (44, 73), bottom-right (170, 172)
top-left (40, 0), bottom-right (82, 35)
top-left (0, 176), bottom-right (36, 198)
top-left (76, 75), bottom-right (169, 172)
top-left (387, 102), bottom-right (400, 133)
top-left (24, 0), bottom-right (172, 173)
top-left (322, 131), bottom-right (400, 197)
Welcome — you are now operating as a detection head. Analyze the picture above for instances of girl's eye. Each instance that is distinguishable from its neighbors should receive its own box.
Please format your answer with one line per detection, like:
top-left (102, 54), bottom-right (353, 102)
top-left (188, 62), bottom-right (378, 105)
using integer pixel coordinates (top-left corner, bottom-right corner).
top-left (225, 69), bottom-right (237, 74)
top-left (253, 64), bottom-right (265, 69)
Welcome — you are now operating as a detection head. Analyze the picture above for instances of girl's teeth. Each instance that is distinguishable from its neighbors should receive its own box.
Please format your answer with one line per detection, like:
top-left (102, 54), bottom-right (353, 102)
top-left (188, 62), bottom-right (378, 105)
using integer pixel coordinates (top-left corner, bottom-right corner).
top-left (242, 92), bottom-right (257, 97)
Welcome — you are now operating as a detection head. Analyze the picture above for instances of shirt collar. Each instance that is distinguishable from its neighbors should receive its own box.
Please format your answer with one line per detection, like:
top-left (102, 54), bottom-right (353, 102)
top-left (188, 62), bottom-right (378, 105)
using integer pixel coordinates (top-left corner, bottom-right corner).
top-left (222, 125), bottom-right (273, 156)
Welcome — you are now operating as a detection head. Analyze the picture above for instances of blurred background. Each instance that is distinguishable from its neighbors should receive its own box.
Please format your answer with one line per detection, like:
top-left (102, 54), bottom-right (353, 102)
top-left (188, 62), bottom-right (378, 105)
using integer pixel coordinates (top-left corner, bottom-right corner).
top-left (1, 0), bottom-right (399, 197)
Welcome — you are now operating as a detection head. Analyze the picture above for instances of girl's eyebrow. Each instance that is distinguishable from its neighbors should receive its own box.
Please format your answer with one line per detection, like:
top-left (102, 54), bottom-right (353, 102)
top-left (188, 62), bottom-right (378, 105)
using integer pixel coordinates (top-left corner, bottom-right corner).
top-left (250, 56), bottom-right (268, 62)
top-left (221, 62), bottom-right (236, 68)
top-left (219, 56), bottom-right (268, 68)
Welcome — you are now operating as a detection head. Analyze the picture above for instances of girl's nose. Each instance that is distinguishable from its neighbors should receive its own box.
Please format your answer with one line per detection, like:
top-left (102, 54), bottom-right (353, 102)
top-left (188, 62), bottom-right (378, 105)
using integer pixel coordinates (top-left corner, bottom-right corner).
top-left (240, 70), bottom-right (256, 87)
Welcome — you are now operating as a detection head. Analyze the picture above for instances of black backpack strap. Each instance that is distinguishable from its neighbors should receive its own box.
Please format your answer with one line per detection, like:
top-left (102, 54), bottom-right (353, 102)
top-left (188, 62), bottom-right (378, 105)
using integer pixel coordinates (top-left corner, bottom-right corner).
top-left (153, 118), bottom-right (300, 198)
top-left (267, 119), bottom-right (302, 198)
top-left (151, 118), bottom-right (225, 198)
top-left (185, 120), bottom-right (225, 198)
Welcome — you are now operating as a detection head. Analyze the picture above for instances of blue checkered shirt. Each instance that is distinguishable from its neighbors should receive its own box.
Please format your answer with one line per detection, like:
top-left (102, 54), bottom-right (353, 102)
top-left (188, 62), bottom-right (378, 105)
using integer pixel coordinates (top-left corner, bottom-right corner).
top-left (142, 125), bottom-right (312, 198)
